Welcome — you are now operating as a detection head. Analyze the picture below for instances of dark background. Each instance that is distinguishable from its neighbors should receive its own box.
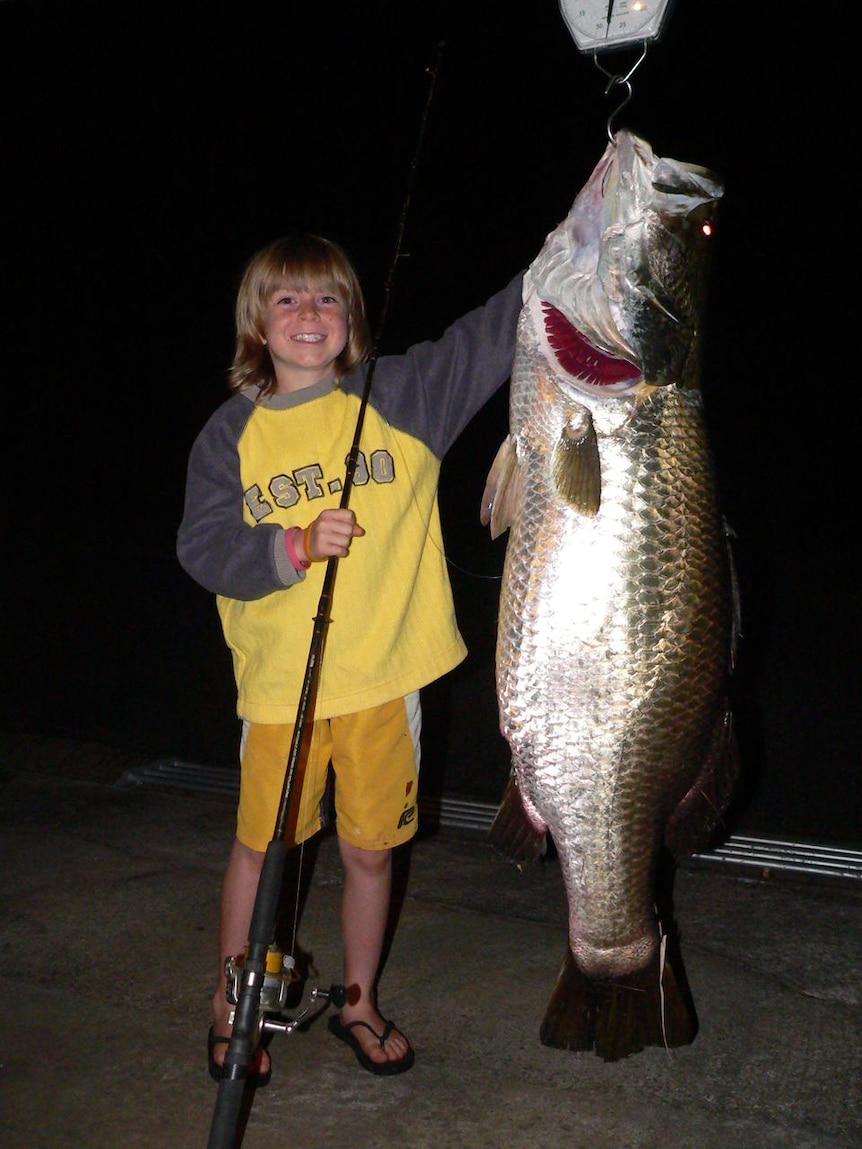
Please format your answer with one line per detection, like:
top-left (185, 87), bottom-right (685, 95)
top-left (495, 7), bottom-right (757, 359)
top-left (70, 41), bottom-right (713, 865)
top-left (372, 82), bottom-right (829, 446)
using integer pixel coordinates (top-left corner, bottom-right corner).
top-left (2, 2), bottom-right (858, 846)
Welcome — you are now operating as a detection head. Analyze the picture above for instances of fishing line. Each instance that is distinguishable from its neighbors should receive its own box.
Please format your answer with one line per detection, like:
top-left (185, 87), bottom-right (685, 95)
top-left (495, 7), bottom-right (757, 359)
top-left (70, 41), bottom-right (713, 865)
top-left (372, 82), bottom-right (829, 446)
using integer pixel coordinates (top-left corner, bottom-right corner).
top-left (446, 553), bottom-right (503, 581)
top-left (657, 917), bottom-right (671, 1053)
top-left (375, 415), bottom-right (506, 582)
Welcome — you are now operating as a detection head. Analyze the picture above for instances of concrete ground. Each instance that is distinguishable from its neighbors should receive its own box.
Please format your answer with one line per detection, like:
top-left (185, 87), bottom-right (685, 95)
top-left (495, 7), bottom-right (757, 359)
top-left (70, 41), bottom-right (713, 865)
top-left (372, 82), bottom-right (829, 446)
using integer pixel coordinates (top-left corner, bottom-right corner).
top-left (1, 732), bottom-right (860, 1149)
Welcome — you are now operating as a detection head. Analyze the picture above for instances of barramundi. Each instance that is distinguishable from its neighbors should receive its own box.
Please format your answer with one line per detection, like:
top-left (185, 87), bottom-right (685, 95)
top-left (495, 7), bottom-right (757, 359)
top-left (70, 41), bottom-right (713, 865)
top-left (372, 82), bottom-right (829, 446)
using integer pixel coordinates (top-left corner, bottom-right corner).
top-left (482, 130), bottom-right (739, 1060)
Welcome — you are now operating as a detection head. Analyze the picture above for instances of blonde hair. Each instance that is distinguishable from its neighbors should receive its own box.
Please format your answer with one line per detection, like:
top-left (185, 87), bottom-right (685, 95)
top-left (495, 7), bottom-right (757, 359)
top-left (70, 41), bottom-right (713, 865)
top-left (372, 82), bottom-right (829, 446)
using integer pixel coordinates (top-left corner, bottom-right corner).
top-left (228, 234), bottom-right (372, 395)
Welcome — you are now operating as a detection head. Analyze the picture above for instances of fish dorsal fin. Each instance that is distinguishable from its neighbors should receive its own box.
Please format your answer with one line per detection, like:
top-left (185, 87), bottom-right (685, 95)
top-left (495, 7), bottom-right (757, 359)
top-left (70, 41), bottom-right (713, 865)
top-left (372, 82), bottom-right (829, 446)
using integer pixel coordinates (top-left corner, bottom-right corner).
top-left (552, 408), bottom-right (601, 516)
top-left (480, 435), bottom-right (522, 540)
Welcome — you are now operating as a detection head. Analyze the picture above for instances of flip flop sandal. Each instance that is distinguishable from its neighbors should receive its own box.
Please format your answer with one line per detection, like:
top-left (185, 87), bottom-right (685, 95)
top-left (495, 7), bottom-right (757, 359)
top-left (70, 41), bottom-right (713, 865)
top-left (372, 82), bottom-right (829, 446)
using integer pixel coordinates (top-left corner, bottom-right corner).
top-left (327, 1013), bottom-right (415, 1076)
top-left (207, 1026), bottom-right (272, 1088)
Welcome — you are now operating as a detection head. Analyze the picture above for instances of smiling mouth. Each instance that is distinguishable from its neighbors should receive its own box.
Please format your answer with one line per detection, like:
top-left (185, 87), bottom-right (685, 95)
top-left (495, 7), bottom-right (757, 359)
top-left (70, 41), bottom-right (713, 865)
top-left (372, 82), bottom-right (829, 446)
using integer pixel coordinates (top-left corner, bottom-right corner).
top-left (292, 333), bottom-right (326, 343)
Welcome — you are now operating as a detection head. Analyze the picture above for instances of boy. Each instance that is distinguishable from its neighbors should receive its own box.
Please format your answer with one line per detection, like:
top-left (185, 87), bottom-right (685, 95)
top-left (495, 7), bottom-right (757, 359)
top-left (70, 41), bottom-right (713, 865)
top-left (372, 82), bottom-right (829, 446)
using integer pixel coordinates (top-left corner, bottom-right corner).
top-left (177, 233), bottom-right (523, 1078)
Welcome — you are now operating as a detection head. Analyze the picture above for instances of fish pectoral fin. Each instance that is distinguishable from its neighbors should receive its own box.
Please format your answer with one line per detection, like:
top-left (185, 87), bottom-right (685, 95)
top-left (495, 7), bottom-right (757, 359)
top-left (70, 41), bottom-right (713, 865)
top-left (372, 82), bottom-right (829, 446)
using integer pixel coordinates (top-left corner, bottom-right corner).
top-left (480, 435), bottom-right (521, 539)
top-left (552, 409), bottom-right (601, 516)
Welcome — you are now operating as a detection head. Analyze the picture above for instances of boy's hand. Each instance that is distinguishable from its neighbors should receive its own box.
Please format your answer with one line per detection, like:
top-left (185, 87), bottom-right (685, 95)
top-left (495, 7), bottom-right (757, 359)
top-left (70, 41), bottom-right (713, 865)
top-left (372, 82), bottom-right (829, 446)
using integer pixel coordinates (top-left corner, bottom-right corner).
top-left (302, 509), bottom-right (365, 562)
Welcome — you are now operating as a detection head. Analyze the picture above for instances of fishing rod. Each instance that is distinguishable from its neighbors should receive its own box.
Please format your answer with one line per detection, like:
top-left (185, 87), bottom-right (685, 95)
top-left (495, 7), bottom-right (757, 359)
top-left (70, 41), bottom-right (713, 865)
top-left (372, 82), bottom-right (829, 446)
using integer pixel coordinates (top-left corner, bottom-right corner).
top-left (206, 40), bottom-right (446, 1149)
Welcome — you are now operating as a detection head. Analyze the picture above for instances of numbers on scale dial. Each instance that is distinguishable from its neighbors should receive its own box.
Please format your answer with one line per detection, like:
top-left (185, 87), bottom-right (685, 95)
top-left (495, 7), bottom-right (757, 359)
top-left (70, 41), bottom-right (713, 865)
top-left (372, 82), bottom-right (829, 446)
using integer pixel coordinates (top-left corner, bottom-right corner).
top-left (560, 0), bottom-right (673, 53)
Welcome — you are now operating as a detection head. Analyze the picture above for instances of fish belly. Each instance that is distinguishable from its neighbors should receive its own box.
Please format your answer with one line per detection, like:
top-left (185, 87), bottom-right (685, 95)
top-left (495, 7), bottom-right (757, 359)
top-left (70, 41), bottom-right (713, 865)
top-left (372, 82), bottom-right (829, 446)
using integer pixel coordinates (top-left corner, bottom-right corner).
top-left (496, 322), bottom-right (730, 980)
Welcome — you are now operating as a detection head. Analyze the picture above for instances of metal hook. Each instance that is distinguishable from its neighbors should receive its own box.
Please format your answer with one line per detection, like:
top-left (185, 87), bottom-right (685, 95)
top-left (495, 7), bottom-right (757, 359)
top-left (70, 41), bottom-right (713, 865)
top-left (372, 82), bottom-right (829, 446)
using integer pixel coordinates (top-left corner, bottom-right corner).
top-left (592, 42), bottom-right (649, 144)
top-left (605, 78), bottom-right (632, 143)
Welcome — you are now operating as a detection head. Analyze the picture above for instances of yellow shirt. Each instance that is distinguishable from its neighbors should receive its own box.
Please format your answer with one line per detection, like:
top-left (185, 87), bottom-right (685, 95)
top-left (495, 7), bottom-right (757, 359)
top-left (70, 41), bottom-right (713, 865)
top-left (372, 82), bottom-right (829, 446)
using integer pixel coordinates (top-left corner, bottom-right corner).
top-left (216, 386), bottom-right (466, 722)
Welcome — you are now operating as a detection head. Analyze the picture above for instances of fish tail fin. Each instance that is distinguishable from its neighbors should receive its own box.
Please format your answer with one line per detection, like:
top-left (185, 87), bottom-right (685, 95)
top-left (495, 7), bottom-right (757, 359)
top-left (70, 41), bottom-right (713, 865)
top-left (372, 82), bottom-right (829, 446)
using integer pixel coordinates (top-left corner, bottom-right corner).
top-left (488, 776), bottom-right (548, 865)
top-left (541, 854), bottom-right (697, 1059)
top-left (539, 926), bottom-right (698, 1061)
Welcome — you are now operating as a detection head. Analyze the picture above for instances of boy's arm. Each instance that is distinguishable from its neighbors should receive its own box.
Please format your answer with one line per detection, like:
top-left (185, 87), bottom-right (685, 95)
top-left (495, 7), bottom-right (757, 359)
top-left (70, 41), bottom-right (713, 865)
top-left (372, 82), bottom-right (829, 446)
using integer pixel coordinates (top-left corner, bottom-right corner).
top-left (176, 397), bottom-right (302, 599)
top-left (347, 273), bottom-right (525, 459)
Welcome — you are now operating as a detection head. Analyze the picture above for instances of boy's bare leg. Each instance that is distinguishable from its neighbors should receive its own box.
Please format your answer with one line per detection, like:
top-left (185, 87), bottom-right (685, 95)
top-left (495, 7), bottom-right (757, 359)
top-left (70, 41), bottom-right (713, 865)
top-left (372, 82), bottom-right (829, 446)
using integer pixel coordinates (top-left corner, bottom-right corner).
top-left (209, 837), bottom-right (271, 1075)
top-left (337, 839), bottom-right (412, 1066)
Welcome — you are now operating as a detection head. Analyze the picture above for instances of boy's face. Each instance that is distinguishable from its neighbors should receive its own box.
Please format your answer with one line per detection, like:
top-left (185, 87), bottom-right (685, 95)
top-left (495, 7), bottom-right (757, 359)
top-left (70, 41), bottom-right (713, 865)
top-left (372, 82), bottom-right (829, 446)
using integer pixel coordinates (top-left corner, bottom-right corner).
top-left (261, 280), bottom-right (349, 393)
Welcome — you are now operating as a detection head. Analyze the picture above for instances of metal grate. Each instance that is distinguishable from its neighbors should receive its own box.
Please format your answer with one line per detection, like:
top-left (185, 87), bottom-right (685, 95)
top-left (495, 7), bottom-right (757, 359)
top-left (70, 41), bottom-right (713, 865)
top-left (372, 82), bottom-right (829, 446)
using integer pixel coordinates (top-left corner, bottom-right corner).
top-left (118, 757), bottom-right (862, 886)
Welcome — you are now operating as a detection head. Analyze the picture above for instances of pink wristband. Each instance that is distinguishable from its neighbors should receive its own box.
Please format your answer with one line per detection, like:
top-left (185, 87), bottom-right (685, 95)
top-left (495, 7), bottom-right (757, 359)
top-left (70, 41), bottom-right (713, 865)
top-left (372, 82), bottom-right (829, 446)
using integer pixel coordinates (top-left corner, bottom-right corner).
top-left (284, 526), bottom-right (310, 571)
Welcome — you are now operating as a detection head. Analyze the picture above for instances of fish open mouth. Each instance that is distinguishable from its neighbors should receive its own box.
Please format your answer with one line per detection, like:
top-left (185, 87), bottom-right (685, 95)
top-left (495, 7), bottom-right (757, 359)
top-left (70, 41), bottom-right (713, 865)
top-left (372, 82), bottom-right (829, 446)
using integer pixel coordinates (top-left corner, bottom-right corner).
top-left (542, 302), bottom-right (641, 388)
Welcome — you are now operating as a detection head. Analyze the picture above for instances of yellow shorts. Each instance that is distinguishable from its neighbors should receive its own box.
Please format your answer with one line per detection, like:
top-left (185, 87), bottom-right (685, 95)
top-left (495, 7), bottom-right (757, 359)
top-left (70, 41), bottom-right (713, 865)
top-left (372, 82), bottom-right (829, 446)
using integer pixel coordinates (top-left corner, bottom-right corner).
top-left (236, 692), bottom-right (421, 852)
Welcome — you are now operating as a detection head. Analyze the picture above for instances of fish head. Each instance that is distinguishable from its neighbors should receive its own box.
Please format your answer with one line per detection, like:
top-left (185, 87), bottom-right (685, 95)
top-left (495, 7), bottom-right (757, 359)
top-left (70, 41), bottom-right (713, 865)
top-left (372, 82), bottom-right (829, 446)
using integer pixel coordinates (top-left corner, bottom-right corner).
top-left (529, 130), bottom-right (724, 391)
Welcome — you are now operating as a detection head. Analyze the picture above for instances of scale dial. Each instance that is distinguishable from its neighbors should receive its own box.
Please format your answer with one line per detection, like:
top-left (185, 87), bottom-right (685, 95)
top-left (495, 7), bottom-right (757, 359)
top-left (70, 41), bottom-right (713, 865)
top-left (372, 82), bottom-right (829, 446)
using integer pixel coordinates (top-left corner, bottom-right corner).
top-left (559, 0), bottom-right (674, 52)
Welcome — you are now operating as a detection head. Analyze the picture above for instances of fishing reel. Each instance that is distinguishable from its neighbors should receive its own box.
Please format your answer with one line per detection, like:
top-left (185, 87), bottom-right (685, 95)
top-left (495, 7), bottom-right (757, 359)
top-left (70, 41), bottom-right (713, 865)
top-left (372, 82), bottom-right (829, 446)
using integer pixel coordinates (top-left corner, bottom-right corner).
top-left (224, 943), bottom-right (347, 1039)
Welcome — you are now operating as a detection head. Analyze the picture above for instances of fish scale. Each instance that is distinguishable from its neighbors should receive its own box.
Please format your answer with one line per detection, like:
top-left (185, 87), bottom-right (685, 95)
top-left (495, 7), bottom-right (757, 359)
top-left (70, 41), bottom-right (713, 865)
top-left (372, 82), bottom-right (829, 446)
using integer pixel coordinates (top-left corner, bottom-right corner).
top-left (484, 130), bottom-right (737, 1058)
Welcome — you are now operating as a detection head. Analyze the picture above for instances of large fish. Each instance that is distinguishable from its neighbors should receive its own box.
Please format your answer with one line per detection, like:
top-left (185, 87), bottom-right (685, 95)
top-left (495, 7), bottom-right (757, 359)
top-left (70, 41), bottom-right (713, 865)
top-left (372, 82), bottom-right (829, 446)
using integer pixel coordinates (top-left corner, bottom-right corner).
top-left (482, 130), bottom-right (739, 1060)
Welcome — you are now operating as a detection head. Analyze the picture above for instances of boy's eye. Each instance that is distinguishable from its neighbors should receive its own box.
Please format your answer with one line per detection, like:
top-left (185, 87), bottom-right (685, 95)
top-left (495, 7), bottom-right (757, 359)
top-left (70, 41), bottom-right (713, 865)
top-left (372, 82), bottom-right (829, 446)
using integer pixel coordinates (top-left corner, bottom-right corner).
top-left (271, 292), bottom-right (339, 307)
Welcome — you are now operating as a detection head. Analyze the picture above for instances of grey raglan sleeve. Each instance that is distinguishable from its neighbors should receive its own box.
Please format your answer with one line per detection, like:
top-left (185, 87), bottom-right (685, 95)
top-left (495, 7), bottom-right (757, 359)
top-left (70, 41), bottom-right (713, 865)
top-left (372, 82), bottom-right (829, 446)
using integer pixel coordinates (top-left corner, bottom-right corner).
top-left (176, 396), bottom-right (303, 600)
top-left (346, 273), bottom-right (525, 459)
